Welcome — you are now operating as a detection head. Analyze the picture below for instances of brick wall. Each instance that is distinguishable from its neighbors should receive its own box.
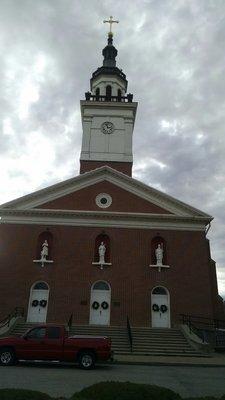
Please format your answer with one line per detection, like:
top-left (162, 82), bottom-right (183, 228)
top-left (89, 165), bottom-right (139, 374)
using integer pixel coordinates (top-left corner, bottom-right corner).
top-left (80, 160), bottom-right (132, 176)
top-left (0, 223), bottom-right (221, 326)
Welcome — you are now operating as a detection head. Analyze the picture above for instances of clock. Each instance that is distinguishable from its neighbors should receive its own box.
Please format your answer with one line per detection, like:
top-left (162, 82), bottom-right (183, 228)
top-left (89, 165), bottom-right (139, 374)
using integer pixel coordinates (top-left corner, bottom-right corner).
top-left (101, 121), bottom-right (115, 134)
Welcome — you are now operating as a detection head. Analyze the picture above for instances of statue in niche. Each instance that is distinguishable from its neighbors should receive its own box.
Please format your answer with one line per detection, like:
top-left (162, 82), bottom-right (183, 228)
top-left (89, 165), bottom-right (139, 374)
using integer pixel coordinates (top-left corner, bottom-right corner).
top-left (41, 240), bottom-right (49, 261)
top-left (98, 242), bottom-right (106, 264)
top-left (155, 243), bottom-right (163, 265)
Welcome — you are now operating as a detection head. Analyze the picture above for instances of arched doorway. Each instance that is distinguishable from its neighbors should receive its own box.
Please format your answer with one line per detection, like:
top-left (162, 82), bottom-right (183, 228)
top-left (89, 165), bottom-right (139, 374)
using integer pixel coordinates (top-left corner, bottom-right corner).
top-left (27, 282), bottom-right (49, 323)
top-left (151, 286), bottom-right (170, 328)
top-left (89, 281), bottom-right (111, 325)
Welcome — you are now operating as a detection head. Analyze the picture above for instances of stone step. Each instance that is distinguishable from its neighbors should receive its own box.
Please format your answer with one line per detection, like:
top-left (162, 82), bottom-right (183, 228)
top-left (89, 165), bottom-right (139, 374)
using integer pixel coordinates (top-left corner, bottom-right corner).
top-left (131, 332), bottom-right (184, 337)
top-left (132, 351), bottom-right (204, 356)
top-left (72, 325), bottom-right (126, 330)
top-left (70, 329), bottom-right (126, 334)
top-left (132, 329), bottom-right (181, 333)
top-left (71, 330), bottom-right (126, 334)
top-left (132, 336), bottom-right (186, 340)
top-left (133, 336), bottom-right (189, 343)
top-left (133, 342), bottom-right (190, 347)
top-left (71, 333), bottom-right (127, 339)
top-left (132, 332), bottom-right (183, 336)
top-left (132, 349), bottom-right (199, 354)
top-left (132, 330), bottom-right (181, 334)
top-left (133, 343), bottom-right (192, 349)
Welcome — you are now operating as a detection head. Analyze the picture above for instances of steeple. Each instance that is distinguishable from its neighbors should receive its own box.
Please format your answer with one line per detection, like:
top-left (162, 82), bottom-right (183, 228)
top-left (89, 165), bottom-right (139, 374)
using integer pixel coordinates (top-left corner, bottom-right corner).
top-left (80, 21), bottom-right (137, 176)
top-left (88, 32), bottom-right (128, 96)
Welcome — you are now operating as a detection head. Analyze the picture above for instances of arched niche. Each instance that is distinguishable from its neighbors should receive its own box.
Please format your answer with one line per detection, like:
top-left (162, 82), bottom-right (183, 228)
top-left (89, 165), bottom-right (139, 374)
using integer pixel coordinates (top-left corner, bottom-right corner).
top-left (151, 236), bottom-right (167, 265)
top-left (36, 231), bottom-right (53, 260)
top-left (94, 234), bottom-right (110, 263)
top-left (117, 89), bottom-right (122, 101)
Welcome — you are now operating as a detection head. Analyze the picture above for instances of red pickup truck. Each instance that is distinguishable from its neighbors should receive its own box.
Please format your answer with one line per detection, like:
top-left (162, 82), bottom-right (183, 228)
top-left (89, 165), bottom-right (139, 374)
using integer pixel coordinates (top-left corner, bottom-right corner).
top-left (0, 324), bottom-right (112, 369)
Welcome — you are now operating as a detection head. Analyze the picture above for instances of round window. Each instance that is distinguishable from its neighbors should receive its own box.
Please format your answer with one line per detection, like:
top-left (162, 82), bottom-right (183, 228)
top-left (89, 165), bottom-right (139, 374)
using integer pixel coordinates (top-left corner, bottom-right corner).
top-left (95, 193), bottom-right (112, 208)
top-left (100, 197), bottom-right (107, 205)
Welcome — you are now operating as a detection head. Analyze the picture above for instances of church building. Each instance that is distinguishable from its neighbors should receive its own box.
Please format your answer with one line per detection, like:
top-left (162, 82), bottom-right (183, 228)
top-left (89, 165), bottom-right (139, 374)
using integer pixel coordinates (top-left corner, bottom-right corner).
top-left (0, 25), bottom-right (224, 329)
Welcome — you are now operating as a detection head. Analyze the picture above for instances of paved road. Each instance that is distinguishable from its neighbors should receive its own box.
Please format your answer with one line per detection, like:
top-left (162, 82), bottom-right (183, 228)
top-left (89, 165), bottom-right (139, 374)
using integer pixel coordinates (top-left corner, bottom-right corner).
top-left (0, 362), bottom-right (225, 398)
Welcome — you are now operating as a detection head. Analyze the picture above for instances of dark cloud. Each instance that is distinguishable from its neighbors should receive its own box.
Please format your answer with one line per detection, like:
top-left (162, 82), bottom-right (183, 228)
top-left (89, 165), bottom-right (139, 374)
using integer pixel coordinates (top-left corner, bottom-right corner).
top-left (0, 0), bottom-right (225, 297)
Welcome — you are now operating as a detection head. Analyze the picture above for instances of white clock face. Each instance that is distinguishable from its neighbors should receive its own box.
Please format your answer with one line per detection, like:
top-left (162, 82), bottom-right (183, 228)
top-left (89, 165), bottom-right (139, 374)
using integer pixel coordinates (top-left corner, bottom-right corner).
top-left (101, 121), bottom-right (115, 134)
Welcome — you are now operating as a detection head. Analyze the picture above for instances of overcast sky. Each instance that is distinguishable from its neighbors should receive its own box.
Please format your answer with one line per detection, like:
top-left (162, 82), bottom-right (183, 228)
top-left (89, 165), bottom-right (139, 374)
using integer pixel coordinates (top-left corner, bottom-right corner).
top-left (0, 0), bottom-right (225, 298)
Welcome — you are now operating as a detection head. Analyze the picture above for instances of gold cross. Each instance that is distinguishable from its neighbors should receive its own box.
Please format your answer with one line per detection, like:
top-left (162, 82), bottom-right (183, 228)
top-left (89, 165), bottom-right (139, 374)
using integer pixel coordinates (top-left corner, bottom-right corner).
top-left (103, 16), bottom-right (119, 34)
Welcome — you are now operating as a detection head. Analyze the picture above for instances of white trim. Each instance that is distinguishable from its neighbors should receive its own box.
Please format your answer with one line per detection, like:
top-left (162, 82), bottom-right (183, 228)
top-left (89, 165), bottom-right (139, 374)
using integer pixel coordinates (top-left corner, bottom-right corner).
top-left (149, 264), bottom-right (170, 272)
top-left (80, 101), bottom-right (138, 120)
top-left (0, 166), bottom-right (212, 219)
top-left (92, 262), bottom-right (112, 270)
top-left (95, 193), bottom-right (112, 208)
top-left (0, 209), bottom-right (209, 231)
top-left (33, 259), bottom-right (54, 267)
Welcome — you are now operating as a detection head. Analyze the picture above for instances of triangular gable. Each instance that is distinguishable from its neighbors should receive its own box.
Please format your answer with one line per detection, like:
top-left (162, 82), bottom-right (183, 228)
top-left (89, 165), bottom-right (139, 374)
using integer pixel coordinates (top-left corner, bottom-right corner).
top-left (0, 166), bottom-right (212, 219)
top-left (36, 180), bottom-right (172, 214)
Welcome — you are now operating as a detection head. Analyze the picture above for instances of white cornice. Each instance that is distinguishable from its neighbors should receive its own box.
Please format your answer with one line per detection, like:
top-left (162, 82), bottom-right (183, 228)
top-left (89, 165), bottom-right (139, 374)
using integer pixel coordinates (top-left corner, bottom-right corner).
top-left (0, 209), bottom-right (210, 231)
top-left (0, 166), bottom-right (212, 220)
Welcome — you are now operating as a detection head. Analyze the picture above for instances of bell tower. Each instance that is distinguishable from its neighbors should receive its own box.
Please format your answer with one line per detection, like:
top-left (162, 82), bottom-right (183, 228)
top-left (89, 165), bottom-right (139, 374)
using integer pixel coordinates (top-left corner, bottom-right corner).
top-left (79, 21), bottom-right (137, 176)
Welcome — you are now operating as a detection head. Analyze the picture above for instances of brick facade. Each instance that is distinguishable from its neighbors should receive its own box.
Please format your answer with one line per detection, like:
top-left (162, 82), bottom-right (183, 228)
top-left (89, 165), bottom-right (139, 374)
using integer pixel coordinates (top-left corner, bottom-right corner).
top-left (80, 160), bottom-right (132, 176)
top-left (0, 222), bottom-right (223, 326)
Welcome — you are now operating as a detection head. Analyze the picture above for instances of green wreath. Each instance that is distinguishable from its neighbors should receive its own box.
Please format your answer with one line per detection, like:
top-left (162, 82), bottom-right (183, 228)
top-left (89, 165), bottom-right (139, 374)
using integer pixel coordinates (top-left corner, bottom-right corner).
top-left (152, 303), bottom-right (159, 312)
top-left (101, 301), bottom-right (109, 310)
top-left (92, 301), bottom-right (99, 310)
top-left (40, 300), bottom-right (47, 308)
top-left (160, 304), bottom-right (168, 313)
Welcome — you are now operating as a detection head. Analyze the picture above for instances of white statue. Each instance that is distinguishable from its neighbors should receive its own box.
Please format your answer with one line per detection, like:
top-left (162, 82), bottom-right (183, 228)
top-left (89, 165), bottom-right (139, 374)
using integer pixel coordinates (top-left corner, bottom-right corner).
top-left (98, 242), bottom-right (106, 264)
top-left (155, 243), bottom-right (163, 265)
top-left (41, 240), bottom-right (48, 261)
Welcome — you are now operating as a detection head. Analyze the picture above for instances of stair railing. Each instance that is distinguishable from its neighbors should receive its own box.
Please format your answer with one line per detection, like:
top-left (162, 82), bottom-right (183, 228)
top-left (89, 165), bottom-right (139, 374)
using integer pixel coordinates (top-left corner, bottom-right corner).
top-left (0, 307), bottom-right (24, 332)
top-left (126, 316), bottom-right (133, 352)
top-left (180, 314), bottom-right (205, 342)
top-left (180, 313), bottom-right (225, 348)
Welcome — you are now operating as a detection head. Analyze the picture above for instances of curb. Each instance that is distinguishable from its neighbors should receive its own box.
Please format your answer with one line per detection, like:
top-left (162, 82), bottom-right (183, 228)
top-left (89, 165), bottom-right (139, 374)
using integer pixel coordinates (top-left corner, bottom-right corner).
top-left (113, 360), bottom-right (225, 367)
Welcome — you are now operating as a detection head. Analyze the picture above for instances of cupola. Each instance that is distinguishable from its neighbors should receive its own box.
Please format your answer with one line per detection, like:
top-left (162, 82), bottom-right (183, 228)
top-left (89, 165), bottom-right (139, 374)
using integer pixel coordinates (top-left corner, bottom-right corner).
top-left (85, 32), bottom-right (132, 102)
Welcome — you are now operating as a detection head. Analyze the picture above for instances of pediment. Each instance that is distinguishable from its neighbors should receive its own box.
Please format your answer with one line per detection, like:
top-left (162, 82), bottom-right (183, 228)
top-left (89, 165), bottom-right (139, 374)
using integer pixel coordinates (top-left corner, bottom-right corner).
top-left (35, 180), bottom-right (173, 214)
top-left (0, 166), bottom-right (212, 219)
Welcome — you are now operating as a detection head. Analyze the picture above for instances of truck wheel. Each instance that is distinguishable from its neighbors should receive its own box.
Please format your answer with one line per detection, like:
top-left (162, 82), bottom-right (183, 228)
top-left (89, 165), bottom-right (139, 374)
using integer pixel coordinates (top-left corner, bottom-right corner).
top-left (78, 352), bottom-right (95, 370)
top-left (0, 348), bottom-right (16, 366)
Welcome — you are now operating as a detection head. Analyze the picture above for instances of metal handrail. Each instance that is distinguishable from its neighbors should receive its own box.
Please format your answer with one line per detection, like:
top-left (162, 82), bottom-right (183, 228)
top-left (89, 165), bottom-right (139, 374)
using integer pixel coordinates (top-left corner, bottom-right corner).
top-left (85, 92), bottom-right (133, 103)
top-left (0, 307), bottom-right (24, 329)
top-left (180, 313), bottom-right (225, 347)
top-left (180, 314), bottom-right (225, 329)
top-left (126, 316), bottom-right (133, 352)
